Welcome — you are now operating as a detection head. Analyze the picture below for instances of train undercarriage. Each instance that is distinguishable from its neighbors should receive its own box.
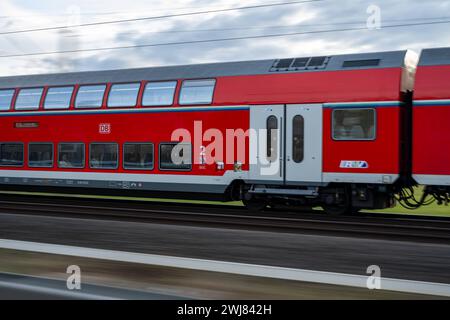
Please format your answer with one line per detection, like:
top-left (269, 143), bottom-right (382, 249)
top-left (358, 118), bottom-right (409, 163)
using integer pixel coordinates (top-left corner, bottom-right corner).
top-left (233, 182), bottom-right (447, 214)
top-left (230, 182), bottom-right (396, 214)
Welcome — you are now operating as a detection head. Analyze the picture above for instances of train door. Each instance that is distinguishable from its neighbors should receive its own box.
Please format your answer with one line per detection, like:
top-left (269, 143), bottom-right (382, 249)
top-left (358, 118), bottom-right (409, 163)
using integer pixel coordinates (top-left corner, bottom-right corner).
top-left (249, 105), bottom-right (284, 182)
top-left (285, 104), bottom-right (322, 184)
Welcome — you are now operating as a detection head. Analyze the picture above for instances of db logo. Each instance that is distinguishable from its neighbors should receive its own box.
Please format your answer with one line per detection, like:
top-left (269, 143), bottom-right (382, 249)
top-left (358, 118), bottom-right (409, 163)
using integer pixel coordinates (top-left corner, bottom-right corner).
top-left (99, 123), bottom-right (111, 134)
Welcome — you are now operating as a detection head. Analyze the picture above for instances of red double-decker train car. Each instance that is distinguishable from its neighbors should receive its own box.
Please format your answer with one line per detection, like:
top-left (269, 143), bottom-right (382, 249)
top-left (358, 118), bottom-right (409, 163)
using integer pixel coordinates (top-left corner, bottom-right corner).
top-left (413, 47), bottom-right (450, 202)
top-left (0, 47), bottom-right (447, 213)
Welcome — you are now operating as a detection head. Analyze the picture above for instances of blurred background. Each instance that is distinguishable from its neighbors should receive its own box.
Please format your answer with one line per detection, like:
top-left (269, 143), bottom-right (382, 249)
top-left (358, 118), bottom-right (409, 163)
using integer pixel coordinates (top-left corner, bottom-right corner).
top-left (0, 0), bottom-right (449, 76)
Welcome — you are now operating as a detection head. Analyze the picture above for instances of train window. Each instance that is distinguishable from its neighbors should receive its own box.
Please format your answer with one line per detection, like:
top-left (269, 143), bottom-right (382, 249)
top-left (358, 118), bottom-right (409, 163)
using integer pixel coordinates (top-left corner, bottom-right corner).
top-left (44, 86), bottom-right (74, 110)
top-left (123, 143), bottom-right (154, 170)
top-left (89, 143), bottom-right (118, 169)
top-left (58, 143), bottom-right (85, 168)
top-left (266, 116), bottom-right (278, 161)
top-left (0, 143), bottom-right (23, 166)
top-left (159, 143), bottom-right (192, 170)
top-left (142, 81), bottom-right (176, 106)
top-left (75, 85), bottom-right (106, 109)
top-left (107, 83), bottom-right (140, 108)
top-left (292, 115), bottom-right (304, 163)
top-left (0, 89), bottom-right (15, 111)
top-left (332, 109), bottom-right (376, 140)
top-left (179, 79), bottom-right (215, 105)
top-left (29, 143), bottom-right (53, 168)
top-left (15, 88), bottom-right (43, 110)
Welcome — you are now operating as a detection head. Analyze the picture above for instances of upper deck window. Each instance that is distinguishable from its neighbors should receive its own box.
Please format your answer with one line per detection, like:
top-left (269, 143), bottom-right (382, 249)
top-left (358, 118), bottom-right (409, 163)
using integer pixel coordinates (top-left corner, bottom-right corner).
top-left (142, 81), bottom-right (176, 106)
top-left (332, 109), bottom-right (376, 140)
top-left (15, 88), bottom-right (43, 110)
top-left (107, 83), bottom-right (140, 108)
top-left (0, 89), bottom-right (15, 111)
top-left (75, 84), bottom-right (106, 109)
top-left (179, 79), bottom-right (215, 105)
top-left (44, 86), bottom-right (74, 110)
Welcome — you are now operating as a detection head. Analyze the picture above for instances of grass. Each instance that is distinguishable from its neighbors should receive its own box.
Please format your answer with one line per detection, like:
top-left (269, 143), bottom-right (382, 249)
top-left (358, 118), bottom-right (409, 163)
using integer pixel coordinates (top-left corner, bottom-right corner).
top-left (0, 188), bottom-right (448, 217)
top-left (0, 190), bottom-right (244, 206)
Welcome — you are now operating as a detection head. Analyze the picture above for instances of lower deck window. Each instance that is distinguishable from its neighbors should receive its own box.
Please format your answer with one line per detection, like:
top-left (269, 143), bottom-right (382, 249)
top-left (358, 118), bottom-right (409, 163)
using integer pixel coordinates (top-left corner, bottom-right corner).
top-left (0, 143), bottom-right (23, 166)
top-left (159, 143), bottom-right (192, 170)
top-left (123, 143), bottom-right (154, 170)
top-left (58, 143), bottom-right (85, 168)
top-left (332, 108), bottom-right (376, 140)
top-left (90, 143), bottom-right (118, 169)
top-left (29, 143), bottom-right (53, 167)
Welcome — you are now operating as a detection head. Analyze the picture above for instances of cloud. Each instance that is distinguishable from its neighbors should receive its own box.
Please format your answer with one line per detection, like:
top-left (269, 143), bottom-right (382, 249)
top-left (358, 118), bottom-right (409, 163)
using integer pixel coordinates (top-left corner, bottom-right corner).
top-left (0, 0), bottom-right (449, 76)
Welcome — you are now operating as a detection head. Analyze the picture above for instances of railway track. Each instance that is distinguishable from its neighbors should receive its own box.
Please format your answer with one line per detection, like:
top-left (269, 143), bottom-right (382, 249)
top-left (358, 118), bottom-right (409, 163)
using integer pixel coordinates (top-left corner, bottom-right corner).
top-left (0, 194), bottom-right (449, 244)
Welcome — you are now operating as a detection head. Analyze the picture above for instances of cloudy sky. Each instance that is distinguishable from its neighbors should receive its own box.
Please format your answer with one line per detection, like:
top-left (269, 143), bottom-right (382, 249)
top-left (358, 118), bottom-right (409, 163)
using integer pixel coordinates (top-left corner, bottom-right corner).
top-left (0, 0), bottom-right (449, 76)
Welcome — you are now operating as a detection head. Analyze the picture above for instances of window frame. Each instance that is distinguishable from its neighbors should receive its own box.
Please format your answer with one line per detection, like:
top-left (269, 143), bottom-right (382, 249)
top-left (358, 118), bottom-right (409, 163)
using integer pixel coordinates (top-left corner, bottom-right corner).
top-left (0, 142), bottom-right (24, 167)
top-left (106, 82), bottom-right (141, 108)
top-left (158, 142), bottom-right (193, 172)
top-left (266, 115), bottom-right (278, 161)
top-left (0, 88), bottom-right (16, 111)
top-left (28, 142), bottom-right (54, 168)
top-left (178, 79), bottom-right (216, 106)
top-left (14, 87), bottom-right (44, 111)
top-left (89, 142), bottom-right (119, 170)
top-left (57, 142), bottom-right (86, 169)
top-left (292, 115), bottom-right (305, 163)
top-left (142, 81), bottom-right (177, 107)
top-left (74, 84), bottom-right (107, 109)
top-left (331, 108), bottom-right (377, 141)
top-left (43, 85), bottom-right (75, 110)
top-left (123, 142), bottom-right (155, 171)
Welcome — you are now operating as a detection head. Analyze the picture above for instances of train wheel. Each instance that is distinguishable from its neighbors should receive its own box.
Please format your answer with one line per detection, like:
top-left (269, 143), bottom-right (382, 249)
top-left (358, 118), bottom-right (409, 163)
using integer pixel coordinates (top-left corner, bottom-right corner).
top-left (243, 198), bottom-right (268, 211)
top-left (322, 186), bottom-right (352, 215)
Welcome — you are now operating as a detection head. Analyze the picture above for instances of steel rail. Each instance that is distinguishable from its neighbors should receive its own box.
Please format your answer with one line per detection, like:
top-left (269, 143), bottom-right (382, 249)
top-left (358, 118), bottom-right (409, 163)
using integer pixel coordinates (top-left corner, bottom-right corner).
top-left (0, 194), bottom-right (449, 244)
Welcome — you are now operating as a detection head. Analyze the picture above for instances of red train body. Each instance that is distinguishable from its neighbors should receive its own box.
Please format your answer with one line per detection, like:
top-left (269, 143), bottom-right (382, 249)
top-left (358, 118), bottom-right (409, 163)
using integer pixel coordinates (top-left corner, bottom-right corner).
top-left (413, 48), bottom-right (450, 190)
top-left (0, 48), bottom-right (448, 212)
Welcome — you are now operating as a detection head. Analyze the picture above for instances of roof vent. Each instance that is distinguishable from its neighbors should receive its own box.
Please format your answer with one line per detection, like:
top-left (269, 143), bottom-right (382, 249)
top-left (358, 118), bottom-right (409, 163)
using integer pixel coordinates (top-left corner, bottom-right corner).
top-left (342, 59), bottom-right (380, 68)
top-left (273, 58), bottom-right (294, 69)
top-left (269, 56), bottom-right (329, 72)
top-left (307, 56), bottom-right (327, 67)
top-left (292, 57), bottom-right (310, 68)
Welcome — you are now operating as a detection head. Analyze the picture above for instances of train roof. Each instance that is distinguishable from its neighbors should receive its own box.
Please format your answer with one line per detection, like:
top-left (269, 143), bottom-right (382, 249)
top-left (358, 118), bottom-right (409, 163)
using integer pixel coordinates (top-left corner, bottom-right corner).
top-left (418, 47), bottom-right (450, 66)
top-left (0, 50), bottom-right (408, 89)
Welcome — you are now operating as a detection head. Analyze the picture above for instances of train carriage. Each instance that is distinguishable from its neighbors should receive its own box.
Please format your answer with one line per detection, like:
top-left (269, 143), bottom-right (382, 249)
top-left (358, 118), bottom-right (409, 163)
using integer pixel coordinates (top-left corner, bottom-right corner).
top-left (413, 47), bottom-right (450, 200)
top-left (0, 49), bottom-right (419, 213)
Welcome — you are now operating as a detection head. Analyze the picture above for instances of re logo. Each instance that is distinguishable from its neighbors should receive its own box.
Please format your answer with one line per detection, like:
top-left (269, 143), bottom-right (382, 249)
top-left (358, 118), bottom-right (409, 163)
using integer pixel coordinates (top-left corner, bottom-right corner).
top-left (99, 123), bottom-right (111, 134)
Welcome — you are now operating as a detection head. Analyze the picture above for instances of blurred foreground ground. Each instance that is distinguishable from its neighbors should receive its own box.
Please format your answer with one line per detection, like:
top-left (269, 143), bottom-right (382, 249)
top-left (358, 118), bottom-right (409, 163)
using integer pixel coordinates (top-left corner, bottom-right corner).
top-left (0, 249), bottom-right (443, 299)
